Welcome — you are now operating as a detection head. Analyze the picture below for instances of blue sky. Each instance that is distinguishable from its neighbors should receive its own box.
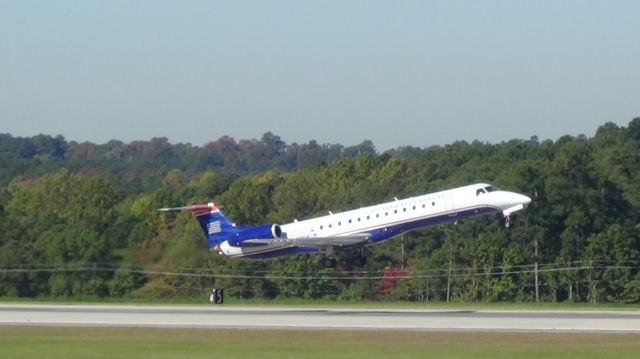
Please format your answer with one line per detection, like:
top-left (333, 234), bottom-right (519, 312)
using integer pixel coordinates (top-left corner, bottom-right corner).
top-left (1, 0), bottom-right (638, 150)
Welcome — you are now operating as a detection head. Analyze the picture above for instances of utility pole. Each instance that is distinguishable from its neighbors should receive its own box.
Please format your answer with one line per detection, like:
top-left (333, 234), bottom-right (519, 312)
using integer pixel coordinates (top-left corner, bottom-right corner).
top-left (425, 279), bottom-right (430, 302)
top-left (401, 234), bottom-right (405, 269)
top-left (589, 260), bottom-right (597, 304)
top-left (534, 237), bottom-right (539, 302)
top-left (568, 261), bottom-right (573, 302)
top-left (93, 262), bottom-right (97, 291)
top-left (446, 244), bottom-right (452, 302)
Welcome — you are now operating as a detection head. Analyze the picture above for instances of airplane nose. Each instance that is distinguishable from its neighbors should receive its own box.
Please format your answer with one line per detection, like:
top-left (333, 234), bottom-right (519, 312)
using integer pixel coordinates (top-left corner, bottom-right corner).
top-left (521, 194), bottom-right (532, 206)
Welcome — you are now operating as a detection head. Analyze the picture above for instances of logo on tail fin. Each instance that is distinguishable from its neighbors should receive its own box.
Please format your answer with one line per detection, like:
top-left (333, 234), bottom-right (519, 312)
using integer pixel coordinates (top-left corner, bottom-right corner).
top-left (208, 221), bottom-right (222, 234)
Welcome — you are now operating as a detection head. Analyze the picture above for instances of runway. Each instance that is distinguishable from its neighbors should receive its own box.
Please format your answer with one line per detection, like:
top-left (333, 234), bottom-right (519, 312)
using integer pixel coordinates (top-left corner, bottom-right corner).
top-left (1, 303), bottom-right (640, 332)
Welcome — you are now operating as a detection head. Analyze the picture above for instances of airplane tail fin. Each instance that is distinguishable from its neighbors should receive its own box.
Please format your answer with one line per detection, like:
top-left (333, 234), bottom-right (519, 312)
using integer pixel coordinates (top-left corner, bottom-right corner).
top-left (158, 203), bottom-right (236, 249)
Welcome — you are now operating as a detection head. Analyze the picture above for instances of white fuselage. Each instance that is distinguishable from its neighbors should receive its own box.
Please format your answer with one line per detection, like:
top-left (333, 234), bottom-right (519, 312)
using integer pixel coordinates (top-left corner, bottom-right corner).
top-left (218, 183), bottom-right (531, 258)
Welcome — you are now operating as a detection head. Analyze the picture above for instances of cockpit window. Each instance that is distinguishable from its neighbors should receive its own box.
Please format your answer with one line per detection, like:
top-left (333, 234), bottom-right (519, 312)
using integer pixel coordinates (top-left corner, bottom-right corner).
top-left (477, 186), bottom-right (499, 196)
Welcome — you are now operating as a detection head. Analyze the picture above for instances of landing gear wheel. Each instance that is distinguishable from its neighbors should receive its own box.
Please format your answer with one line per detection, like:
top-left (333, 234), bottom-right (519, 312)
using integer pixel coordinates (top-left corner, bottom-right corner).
top-left (324, 257), bottom-right (337, 268)
top-left (354, 255), bottom-right (367, 267)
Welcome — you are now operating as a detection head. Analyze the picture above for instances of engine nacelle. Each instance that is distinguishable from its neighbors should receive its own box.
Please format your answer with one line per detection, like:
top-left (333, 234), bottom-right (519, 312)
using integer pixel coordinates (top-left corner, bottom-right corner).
top-left (228, 224), bottom-right (282, 247)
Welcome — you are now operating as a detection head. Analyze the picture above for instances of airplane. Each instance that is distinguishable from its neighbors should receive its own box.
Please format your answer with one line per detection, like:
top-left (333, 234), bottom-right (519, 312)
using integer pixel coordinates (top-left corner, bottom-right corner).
top-left (159, 183), bottom-right (531, 261)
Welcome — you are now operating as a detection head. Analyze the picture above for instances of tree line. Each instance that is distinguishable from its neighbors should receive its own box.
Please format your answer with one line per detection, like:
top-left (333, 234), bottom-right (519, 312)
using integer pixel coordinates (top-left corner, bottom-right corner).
top-left (1, 119), bottom-right (639, 303)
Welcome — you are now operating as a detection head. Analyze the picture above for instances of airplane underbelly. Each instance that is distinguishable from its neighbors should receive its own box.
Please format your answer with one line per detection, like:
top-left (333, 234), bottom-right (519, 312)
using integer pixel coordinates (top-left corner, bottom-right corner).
top-left (219, 240), bottom-right (319, 259)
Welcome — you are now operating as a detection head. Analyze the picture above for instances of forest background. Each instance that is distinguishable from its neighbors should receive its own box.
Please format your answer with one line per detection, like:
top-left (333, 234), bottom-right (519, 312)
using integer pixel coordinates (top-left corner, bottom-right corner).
top-left (1, 118), bottom-right (640, 303)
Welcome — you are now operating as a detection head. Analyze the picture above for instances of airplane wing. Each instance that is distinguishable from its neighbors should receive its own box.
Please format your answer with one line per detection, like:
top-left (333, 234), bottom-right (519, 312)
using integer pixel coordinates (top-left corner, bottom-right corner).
top-left (242, 233), bottom-right (371, 248)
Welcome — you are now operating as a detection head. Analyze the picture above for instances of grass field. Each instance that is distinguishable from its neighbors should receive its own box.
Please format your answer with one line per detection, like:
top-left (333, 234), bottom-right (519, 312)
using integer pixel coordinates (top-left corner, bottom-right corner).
top-left (2, 326), bottom-right (640, 359)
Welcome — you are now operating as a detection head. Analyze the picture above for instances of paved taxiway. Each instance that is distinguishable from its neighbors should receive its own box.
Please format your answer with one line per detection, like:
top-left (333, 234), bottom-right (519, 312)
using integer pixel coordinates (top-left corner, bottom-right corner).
top-left (1, 303), bottom-right (639, 332)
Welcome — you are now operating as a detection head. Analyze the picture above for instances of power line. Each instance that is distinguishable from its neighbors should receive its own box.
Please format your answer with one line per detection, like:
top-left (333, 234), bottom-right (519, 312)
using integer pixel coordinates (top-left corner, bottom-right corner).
top-left (1, 262), bottom-right (638, 281)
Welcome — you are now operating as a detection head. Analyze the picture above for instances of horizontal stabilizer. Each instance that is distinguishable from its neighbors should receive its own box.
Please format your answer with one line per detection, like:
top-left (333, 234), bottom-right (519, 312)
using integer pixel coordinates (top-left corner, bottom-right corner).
top-left (158, 203), bottom-right (219, 216)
